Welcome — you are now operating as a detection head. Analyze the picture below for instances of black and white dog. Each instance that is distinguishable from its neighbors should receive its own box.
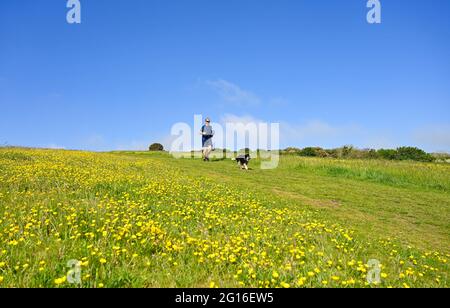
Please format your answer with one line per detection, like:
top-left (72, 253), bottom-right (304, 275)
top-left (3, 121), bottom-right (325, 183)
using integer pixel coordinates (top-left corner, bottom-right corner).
top-left (232, 154), bottom-right (251, 170)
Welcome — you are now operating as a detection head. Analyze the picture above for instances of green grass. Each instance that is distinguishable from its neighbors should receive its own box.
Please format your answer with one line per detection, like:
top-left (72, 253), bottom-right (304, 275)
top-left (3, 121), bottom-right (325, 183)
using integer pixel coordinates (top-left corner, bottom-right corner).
top-left (0, 148), bottom-right (448, 288)
top-left (294, 158), bottom-right (450, 192)
top-left (133, 152), bottom-right (450, 253)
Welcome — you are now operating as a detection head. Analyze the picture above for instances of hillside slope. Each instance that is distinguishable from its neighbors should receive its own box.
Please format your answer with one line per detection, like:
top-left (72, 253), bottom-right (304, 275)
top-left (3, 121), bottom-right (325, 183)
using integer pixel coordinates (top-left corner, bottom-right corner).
top-left (0, 148), bottom-right (448, 287)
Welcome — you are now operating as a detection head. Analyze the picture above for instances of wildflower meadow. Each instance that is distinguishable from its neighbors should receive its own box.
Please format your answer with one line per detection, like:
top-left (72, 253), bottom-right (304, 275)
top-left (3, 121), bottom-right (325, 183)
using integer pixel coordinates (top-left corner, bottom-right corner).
top-left (0, 148), bottom-right (448, 288)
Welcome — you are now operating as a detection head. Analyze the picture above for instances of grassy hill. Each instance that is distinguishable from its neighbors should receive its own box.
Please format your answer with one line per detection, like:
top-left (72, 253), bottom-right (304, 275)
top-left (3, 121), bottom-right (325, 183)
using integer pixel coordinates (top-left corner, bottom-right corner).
top-left (0, 148), bottom-right (448, 288)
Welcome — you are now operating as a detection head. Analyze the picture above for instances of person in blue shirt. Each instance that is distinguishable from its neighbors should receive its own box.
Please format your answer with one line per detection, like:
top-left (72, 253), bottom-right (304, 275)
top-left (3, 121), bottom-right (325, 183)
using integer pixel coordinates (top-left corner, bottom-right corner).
top-left (200, 117), bottom-right (214, 161)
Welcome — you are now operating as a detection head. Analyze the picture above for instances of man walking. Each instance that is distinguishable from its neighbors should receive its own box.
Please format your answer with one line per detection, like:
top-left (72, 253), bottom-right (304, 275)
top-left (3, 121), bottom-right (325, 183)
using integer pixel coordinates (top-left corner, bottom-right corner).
top-left (201, 117), bottom-right (214, 161)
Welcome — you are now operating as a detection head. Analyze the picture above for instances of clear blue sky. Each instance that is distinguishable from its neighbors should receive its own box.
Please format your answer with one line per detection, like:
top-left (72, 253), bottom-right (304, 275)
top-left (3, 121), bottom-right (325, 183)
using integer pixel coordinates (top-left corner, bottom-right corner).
top-left (1, 0), bottom-right (449, 152)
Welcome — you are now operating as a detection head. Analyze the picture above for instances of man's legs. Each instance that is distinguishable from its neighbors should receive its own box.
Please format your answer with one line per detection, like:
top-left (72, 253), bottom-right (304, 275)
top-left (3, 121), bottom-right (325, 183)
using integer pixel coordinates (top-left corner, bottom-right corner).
top-left (204, 146), bottom-right (212, 161)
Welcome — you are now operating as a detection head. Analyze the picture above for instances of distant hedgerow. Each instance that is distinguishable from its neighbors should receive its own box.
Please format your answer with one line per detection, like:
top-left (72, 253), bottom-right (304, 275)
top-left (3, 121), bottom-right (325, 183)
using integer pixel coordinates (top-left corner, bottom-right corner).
top-left (287, 146), bottom-right (436, 163)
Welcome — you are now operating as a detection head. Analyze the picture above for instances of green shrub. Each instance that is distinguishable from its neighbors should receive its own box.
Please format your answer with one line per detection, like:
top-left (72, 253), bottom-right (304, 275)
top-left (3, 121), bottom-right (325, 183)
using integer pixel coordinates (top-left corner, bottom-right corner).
top-left (315, 148), bottom-right (330, 158)
top-left (377, 149), bottom-right (398, 160)
top-left (299, 147), bottom-right (329, 158)
top-left (325, 148), bottom-right (339, 158)
top-left (432, 152), bottom-right (450, 163)
top-left (348, 148), bottom-right (379, 159)
top-left (149, 143), bottom-right (164, 152)
top-left (341, 145), bottom-right (354, 158)
top-left (299, 147), bottom-right (319, 157)
top-left (396, 147), bottom-right (434, 162)
top-left (366, 149), bottom-right (379, 159)
top-left (284, 147), bottom-right (302, 155)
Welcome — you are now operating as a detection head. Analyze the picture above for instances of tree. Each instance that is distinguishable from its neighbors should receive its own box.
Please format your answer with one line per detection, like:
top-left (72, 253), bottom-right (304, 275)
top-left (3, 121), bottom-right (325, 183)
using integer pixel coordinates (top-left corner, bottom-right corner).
top-left (377, 149), bottom-right (398, 160)
top-left (396, 147), bottom-right (434, 162)
top-left (149, 143), bottom-right (164, 152)
top-left (299, 147), bottom-right (317, 157)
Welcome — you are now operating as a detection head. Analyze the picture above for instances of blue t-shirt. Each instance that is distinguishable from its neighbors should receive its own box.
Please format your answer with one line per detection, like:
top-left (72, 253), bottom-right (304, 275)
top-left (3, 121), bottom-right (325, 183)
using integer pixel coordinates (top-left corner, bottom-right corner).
top-left (201, 125), bottom-right (214, 147)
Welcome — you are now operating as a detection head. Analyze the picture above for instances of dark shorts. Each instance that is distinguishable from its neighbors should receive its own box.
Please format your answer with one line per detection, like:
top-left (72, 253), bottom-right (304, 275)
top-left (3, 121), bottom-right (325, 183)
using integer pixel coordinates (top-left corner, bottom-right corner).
top-left (202, 137), bottom-right (213, 147)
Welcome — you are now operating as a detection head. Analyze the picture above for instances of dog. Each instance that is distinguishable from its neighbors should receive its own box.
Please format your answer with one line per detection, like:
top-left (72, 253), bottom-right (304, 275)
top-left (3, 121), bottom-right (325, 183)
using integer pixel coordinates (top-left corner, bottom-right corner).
top-left (232, 154), bottom-right (251, 170)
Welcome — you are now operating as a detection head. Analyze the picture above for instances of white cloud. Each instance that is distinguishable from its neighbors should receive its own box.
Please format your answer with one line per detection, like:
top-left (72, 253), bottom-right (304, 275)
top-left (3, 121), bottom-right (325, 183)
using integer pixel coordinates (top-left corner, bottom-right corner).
top-left (282, 120), bottom-right (343, 140)
top-left (163, 112), bottom-right (425, 152)
top-left (160, 135), bottom-right (179, 151)
top-left (220, 114), bottom-right (264, 125)
top-left (86, 134), bottom-right (105, 147)
top-left (218, 114), bottom-right (366, 149)
top-left (218, 114), bottom-right (269, 150)
top-left (206, 79), bottom-right (260, 106)
top-left (280, 120), bottom-right (365, 149)
top-left (80, 134), bottom-right (108, 151)
top-left (413, 125), bottom-right (450, 152)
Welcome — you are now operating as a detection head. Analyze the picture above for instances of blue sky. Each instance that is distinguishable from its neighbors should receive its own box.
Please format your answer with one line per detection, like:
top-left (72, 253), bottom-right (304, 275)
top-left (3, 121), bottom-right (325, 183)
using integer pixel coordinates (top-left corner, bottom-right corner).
top-left (1, 0), bottom-right (449, 152)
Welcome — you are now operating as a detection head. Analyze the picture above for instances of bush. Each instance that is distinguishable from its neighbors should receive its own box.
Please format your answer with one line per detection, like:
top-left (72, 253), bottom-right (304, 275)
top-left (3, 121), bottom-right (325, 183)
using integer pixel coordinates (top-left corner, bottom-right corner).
top-left (366, 149), bottom-right (379, 159)
top-left (341, 145), bottom-right (354, 158)
top-left (284, 147), bottom-right (302, 155)
top-left (149, 143), bottom-right (164, 152)
top-left (325, 147), bottom-right (379, 159)
top-left (377, 147), bottom-right (433, 162)
top-left (323, 149), bottom-right (336, 158)
top-left (325, 146), bottom-right (355, 159)
top-left (349, 148), bottom-right (378, 159)
top-left (299, 147), bottom-right (329, 158)
top-left (315, 148), bottom-right (330, 158)
top-left (377, 149), bottom-right (398, 160)
top-left (396, 147), bottom-right (434, 162)
top-left (299, 147), bottom-right (318, 157)
top-left (432, 152), bottom-right (450, 163)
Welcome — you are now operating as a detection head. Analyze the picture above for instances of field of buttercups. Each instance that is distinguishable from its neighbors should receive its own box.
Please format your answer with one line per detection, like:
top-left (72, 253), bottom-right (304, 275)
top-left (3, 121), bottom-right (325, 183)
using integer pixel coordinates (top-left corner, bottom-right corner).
top-left (0, 149), bottom-right (448, 287)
